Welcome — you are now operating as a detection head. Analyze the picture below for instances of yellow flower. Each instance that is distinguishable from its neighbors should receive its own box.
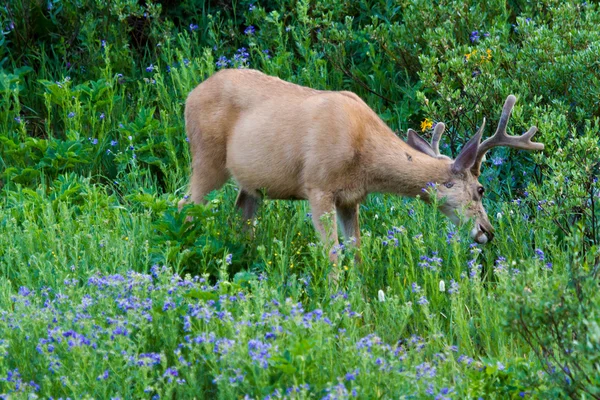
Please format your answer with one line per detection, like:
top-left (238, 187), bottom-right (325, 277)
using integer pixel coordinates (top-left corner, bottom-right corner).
top-left (420, 118), bottom-right (433, 132)
top-left (465, 49), bottom-right (477, 61)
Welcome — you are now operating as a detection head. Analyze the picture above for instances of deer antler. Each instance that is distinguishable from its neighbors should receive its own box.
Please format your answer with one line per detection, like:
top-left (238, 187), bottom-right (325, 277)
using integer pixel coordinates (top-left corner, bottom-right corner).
top-left (431, 122), bottom-right (446, 157)
top-left (472, 95), bottom-right (544, 176)
top-left (407, 122), bottom-right (451, 160)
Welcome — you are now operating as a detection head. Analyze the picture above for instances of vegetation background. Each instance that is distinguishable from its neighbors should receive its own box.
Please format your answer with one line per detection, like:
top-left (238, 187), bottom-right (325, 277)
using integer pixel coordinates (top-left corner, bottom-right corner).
top-left (0, 0), bottom-right (599, 398)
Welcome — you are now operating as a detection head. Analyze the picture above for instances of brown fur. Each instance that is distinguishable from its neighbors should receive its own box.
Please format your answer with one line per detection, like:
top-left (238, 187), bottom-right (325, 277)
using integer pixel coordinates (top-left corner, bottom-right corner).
top-left (180, 69), bottom-right (497, 264)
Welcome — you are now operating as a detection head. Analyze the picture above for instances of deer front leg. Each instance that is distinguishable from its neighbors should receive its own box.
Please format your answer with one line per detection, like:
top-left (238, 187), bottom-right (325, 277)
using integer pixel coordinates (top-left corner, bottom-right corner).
top-left (308, 190), bottom-right (340, 281)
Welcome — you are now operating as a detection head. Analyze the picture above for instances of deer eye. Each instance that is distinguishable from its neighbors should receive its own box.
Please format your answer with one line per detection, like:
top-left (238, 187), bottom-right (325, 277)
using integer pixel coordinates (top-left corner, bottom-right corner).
top-left (444, 182), bottom-right (454, 189)
top-left (478, 186), bottom-right (485, 196)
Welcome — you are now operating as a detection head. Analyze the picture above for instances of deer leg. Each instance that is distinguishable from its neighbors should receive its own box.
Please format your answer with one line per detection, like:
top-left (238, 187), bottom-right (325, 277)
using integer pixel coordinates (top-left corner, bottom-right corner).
top-left (337, 203), bottom-right (362, 265)
top-left (235, 189), bottom-right (260, 232)
top-left (308, 190), bottom-right (341, 282)
top-left (178, 157), bottom-right (229, 210)
top-left (337, 203), bottom-right (360, 247)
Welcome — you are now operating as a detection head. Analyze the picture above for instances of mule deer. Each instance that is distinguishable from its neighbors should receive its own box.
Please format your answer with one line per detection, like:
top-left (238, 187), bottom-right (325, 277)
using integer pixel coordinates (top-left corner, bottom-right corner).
top-left (179, 69), bottom-right (543, 261)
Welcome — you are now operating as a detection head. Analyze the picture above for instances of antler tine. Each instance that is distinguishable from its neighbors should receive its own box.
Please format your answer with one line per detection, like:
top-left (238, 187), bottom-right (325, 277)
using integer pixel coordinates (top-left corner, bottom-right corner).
top-left (472, 95), bottom-right (544, 175)
top-left (431, 122), bottom-right (445, 156)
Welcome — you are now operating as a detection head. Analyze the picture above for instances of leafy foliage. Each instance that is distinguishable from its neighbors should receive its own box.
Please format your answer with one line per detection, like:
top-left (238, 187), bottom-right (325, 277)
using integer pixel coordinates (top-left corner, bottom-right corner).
top-left (0, 0), bottom-right (599, 398)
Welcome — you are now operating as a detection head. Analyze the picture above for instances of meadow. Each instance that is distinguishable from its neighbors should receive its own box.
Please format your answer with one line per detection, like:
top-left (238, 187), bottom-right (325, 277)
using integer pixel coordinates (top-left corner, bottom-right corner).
top-left (1, 0), bottom-right (599, 398)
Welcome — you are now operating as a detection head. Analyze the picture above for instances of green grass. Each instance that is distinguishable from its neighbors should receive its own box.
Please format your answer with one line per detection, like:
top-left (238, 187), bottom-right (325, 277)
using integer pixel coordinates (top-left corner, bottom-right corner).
top-left (1, 0), bottom-right (599, 397)
top-left (0, 166), bottom-right (572, 398)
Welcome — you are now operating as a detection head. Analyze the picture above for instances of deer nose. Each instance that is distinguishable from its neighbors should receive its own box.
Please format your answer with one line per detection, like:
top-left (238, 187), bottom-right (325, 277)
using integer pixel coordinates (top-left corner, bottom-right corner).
top-left (472, 224), bottom-right (494, 244)
top-left (479, 224), bottom-right (494, 242)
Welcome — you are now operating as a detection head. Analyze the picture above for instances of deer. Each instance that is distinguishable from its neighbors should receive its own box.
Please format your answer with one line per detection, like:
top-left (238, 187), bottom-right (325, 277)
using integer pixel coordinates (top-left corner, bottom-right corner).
top-left (178, 68), bottom-right (544, 269)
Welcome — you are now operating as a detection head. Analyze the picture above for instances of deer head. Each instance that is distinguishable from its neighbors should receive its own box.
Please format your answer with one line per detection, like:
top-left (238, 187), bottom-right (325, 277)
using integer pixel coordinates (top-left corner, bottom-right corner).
top-left (407, 95), bottom-right (544, 244)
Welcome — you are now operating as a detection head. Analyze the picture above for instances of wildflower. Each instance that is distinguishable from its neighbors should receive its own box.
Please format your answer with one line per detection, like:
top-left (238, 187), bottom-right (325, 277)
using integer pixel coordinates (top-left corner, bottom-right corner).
top-left (439, 280), bottom-right (446, 292)
top-left (448, 279), bottom-right (459, 294)
top-left (420, 118), bottom-right (433, 132)
top-left (216, 56), bottom-right (229, 69)
top-left (111, 140), bottom-right (118, 146)
top-left (426, 385), bottom-right (435, 395)
top-left (470, 30), bottom-right (480, 43)
top-left (189, 23), bottom-right (198, 31)
top-left (18, 286), bottom-right (32, 296)
top-left (415, 362), bottom-right (436, 379)
top-left (214, 338), bottom-right (235, 356)
top-left (377, 289), bottom-right (385, 302)
top-left (248, 339), bottom-right (272, 369)
top-left (535, 248), bottom-right (545, 261)
top-left (99, 113), bottom-right (105, 120)
top-left (97, 370), bottom-right (109, 380)
top-left (469, 258), bottom-right (483, 277)
top-left (101, 39), bottom-right (106, 48)
top-left (417, 296), bottom-right (429, 306)
top-left (492, 156), bottom-right (503, 165)
top-left (14, 116), bottom-right (21, 123)
top-left (225, 253), bottom-right (233, 265)
top-left (146, 64), bottom-right (154, 73)
top-left (249, 3), bottom-right (255, 11)
top-left (446, 230), bottom-right (457, 244)
top-left (244, 25), bottom-right (255, 35)
top-left (68, 112), bottom-right (76, 118)
top-left (345, 368), bottom-right (359, 381)
top-left (411, 282), bottom-right (421, 293)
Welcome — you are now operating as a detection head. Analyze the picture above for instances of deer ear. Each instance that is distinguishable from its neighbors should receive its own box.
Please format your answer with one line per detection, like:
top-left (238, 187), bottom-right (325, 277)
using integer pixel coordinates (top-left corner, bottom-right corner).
top-left (406, 129), bottom-right (437, 158)
top-left (452, 129), bottom-right (483, 173)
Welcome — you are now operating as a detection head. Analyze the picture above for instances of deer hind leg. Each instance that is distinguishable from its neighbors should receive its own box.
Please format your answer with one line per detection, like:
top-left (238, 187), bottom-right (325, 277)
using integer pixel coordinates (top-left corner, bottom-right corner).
top-left (179, 155), bottom-right (229, 211)
top-left (308, 190), bottom-right (340, 264)
top-left (235, 189), bottom-right (260, 232)
top-left (337, 203), bottom-right (362, 265)
top-left (337, 203), bottom-right (360, 246)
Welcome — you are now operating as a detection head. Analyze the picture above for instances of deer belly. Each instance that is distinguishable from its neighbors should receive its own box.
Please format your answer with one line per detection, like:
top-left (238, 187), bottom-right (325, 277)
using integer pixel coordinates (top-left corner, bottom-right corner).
top-left (226, 139), bottom-right (305, 200)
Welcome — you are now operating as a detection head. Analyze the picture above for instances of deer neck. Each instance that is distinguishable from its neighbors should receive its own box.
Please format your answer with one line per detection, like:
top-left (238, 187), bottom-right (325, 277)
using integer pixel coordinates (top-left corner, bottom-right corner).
top-left (365, 132), bottom-right (450, 198)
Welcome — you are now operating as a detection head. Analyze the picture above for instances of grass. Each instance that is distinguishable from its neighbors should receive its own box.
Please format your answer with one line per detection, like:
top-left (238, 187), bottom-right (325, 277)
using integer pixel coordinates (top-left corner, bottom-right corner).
top-left (0, 160), bottom-right (566, 397)
top-left (1, 2), bottom-right (598, 396)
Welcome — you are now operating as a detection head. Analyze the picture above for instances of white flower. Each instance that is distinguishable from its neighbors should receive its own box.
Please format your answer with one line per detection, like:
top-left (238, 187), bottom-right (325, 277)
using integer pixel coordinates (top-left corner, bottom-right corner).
top-left (377, 290), bottom-right (385, 302)
top-left (439, 280), bottom-right (446, 292)
top-left (496, 212), bottom-right (503, 219)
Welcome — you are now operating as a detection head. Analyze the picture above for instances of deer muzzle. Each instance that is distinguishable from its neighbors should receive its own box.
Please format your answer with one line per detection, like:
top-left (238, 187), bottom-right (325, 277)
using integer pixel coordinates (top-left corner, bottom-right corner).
top-left (471, 219), bottom-right (494, 244)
